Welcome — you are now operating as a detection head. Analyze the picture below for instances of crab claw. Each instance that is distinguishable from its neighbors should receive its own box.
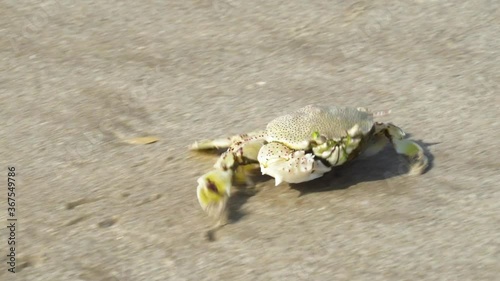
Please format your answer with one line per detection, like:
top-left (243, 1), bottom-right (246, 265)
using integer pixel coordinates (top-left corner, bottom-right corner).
top-left (196, 170), bottom-right (233, 220)
top-left (258, 143), bottom-right (331, 185)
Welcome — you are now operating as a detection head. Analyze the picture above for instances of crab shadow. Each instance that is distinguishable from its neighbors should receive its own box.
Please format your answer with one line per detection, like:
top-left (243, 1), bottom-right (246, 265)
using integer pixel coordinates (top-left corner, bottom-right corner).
top-left (226, 174), bottom-right (269, 223)
top-left (290, 139), bottom-right (436, 195)
top-left (290, 151), bottom-right (403, 195)
top-left (226, 140), bottom-right (435, 222)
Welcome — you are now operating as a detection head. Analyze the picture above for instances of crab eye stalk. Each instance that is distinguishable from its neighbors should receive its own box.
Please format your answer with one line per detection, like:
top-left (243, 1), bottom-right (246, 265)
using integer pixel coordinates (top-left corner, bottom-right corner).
top-left (312, 131), bottom-right (320, 139)
top-left (311, 131), bottom-right (327, 144)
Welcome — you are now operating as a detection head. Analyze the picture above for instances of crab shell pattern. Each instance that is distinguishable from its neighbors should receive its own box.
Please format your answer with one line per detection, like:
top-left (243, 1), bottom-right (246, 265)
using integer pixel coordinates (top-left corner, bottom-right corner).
top-left (190, 105), bottom-right (428, 223)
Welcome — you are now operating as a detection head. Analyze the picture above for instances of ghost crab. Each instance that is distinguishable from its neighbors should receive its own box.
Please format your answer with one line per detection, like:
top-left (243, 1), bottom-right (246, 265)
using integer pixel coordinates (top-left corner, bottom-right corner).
top-left (190, 105), bottom-right (428, 223)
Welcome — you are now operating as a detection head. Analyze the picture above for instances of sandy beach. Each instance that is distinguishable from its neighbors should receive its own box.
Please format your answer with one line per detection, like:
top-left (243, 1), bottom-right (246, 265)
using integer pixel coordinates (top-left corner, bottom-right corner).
top-left (1, 1), bottom-right (499, 280)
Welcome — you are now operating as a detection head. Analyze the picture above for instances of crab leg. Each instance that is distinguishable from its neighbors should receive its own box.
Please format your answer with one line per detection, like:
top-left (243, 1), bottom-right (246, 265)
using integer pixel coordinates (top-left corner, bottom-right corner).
top-left (194, 135), bottom-right (265, 224)
top-left (189, 130), bottom-right (266, 150)
top-left (371, 122), bottom-right (428, 175)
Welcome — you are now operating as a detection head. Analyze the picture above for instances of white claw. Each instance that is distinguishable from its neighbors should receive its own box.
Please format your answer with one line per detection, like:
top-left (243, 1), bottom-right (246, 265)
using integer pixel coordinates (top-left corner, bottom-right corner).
top-left (258, 142), bottom-right (331, 184)
top-left (274, 176), bottom-right (283, 186)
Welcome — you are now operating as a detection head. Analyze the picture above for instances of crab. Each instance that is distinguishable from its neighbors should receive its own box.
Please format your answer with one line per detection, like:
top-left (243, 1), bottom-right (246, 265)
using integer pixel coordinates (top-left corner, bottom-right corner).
top-left (190, 105), bottom-right (428, 224)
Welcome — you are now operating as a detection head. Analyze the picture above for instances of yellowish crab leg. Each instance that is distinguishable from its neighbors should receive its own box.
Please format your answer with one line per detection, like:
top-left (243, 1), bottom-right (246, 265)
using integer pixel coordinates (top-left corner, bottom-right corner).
top-left (392, 138), bottom-right (428, 175)
top-left (196, 169), bottom-right (233, 223)
top-left (373, 122), bottom-right (428, 175)
top-left (191, 133), bottom-right (265, 224)
top-left (190, 130), bottom-right (266, 150)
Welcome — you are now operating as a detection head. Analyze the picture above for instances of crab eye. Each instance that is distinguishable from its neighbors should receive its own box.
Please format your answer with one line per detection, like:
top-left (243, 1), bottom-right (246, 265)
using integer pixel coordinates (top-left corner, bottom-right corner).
top-left (206, 179), bottom-right (219, 194)
top-left (312, 131), bottom-right (327, 144)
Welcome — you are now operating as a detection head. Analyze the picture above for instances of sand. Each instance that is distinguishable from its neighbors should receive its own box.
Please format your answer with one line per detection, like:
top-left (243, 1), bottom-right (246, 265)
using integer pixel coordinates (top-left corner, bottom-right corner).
top-left (1, 1), bottom-right (499, 280)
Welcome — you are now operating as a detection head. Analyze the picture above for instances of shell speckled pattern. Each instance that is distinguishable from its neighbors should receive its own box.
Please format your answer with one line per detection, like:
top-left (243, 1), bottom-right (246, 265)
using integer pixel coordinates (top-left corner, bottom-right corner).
top-left (265, 105), bottom-right (374, 149)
